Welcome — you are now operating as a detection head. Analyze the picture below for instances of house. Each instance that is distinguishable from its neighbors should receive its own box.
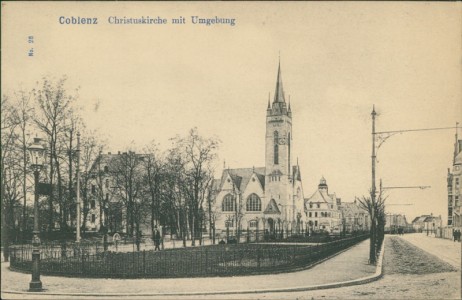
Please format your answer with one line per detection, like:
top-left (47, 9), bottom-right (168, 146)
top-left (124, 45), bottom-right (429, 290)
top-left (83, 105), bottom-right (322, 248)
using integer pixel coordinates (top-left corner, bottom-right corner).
top-left (339, 200), bottom-right (370, 233)
top-left (304, 177), bottom-right (343, 233)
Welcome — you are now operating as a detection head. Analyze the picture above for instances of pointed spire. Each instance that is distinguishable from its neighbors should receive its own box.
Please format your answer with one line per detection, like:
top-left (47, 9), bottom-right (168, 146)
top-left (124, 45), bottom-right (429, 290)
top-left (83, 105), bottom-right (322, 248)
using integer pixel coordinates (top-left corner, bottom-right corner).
top-left (288, 95), bottom-right (292, 112)
top-left (267, 93), bottom-right (271, 109)
top-left (273, 59), bottom-right (286, 103)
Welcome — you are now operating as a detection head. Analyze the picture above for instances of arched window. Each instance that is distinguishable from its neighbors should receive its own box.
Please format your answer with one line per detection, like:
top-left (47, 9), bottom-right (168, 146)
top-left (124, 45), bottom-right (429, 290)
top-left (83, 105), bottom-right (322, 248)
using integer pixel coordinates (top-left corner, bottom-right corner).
top-left (246, 194), bottom-right (261, 211)
top-left (222, 194), bottom-right (235, 212)
top-left (249, 220), bottom-right (258, 228)
top-left (274, 131), bottom-right (279, 165)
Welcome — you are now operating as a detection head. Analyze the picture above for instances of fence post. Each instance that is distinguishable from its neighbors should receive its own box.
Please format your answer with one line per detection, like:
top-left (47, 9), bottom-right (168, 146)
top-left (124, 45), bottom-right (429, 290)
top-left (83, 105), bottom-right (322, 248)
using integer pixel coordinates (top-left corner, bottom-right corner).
top-left (143, 250), bottom-right (146, 274)
top-left (257, 247), bottom-right (261, 268)
top-left (205, 248), bottom-right (209, 274)
top-left (81, 251), bottom-right (85, 274)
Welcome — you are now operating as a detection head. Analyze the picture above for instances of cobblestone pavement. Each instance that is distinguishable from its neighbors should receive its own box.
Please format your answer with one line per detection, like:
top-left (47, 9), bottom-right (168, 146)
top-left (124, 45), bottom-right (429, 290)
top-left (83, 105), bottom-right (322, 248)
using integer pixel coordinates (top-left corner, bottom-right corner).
top-left (399, 233), bottom-right (461, 269)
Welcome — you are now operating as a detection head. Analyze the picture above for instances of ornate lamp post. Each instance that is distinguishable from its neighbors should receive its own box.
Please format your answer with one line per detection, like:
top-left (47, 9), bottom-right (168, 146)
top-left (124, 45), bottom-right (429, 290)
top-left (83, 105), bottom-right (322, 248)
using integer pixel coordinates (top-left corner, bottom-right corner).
top-left (28, 137), bottom-right (46, 292)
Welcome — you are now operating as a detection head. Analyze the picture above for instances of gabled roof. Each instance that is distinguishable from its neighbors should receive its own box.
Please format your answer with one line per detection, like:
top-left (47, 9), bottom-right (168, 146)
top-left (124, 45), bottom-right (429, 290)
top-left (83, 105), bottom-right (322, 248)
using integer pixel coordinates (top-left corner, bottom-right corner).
top-left (306, 189), bottom-right (335, 204)
top-left (211, 178), bottom-right (221, 192)
top-left (340, 202), bottom-right (368, 216)
top-left (218, 167), bottom-right (265, 193)
top-left (412, 215), bottom-right (431, 224)
top-left (264, 198), bottom-right (281, 214)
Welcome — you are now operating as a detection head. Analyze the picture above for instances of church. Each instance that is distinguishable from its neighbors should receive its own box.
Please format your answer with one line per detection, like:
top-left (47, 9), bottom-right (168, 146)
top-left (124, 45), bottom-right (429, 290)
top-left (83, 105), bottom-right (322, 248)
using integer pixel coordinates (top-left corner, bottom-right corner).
top-left (211, 62), bottom-right (306, 237)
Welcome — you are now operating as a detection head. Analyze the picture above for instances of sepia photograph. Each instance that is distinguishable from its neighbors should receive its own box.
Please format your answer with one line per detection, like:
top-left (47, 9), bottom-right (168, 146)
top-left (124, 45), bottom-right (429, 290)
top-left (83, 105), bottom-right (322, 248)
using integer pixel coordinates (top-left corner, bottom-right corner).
top-left (1, 1), bottom-right (461, 299)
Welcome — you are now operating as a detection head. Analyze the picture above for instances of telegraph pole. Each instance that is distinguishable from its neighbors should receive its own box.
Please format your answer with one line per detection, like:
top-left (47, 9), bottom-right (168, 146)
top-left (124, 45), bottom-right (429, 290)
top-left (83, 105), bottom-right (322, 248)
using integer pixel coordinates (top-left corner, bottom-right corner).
top-left (371, 106), bottom-right (377, 212)
top-left (370, 106), bottom-right (377, 264)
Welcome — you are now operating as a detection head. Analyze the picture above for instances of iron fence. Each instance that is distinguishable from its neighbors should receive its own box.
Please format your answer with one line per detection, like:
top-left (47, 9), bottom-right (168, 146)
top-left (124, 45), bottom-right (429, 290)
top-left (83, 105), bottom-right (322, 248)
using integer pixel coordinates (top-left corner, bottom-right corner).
top-left (9, 234), bottom-right (368, 278)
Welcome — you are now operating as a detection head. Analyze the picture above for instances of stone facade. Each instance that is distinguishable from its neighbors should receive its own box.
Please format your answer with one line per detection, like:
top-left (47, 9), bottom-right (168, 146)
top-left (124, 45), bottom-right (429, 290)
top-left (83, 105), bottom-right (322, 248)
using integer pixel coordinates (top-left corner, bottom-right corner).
top-left (304, 177), bottom-right (343, 233)
top-left (212, 63), bottom-right (306, 236)
top-left (339, 201), bottom-right (370, 233)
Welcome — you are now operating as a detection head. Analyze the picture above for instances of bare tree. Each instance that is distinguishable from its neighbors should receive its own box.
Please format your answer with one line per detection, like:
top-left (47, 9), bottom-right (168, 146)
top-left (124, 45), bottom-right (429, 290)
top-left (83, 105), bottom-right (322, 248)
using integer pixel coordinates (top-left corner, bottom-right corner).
top-left (33, 76), bottom-right (78, 232)
top-left (108, 147), bottom-right (144, 237)
top-left (356, 190), bottom-right (386, 264)
top-left (170, 128), bottom-right (220, 246)
top-left (79, 131), bottom-right (105, 234)
top-left (141, 142), bottom-right (166, 240)
top-left (11, 89), bottom-right (35, 237)
top-left (1, 95), bottom-right (22, 260)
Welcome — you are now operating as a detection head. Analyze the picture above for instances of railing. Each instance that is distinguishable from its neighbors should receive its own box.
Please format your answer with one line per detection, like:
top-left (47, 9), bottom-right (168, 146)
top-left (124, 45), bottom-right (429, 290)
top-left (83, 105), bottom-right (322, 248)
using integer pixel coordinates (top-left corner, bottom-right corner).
top-left (9, 234), bottom-right (368, 278)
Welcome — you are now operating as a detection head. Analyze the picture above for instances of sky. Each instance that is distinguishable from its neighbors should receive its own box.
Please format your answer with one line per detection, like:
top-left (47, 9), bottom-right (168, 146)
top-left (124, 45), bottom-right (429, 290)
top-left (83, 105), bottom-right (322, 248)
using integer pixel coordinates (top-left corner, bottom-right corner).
top-left (2, 2), bottom-right (461, 223)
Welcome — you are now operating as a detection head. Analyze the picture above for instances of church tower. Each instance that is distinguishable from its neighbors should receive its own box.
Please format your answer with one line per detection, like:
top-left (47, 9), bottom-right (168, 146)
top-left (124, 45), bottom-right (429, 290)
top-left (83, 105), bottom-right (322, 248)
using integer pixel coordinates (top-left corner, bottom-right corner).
top-left (265, 61), bottom-right (293, 209)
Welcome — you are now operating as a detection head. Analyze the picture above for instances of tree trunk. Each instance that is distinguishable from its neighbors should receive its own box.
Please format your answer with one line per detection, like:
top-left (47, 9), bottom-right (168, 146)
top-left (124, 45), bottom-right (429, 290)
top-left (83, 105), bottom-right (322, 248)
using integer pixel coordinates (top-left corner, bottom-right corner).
top-left (22, 132), bottom-right (28, 239)
top-left (191, 213), bottom-right (195, 246)
top-left (48, 143), bottom-right (54, 232)
top-left (369, 220), bottom-right (377, 264)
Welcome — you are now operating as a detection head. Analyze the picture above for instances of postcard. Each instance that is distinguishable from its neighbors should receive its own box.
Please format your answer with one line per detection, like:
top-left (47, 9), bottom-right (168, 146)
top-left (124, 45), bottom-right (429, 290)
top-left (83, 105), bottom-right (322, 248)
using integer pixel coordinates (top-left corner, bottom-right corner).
top-left (1, 2), bottom-right (461, 299)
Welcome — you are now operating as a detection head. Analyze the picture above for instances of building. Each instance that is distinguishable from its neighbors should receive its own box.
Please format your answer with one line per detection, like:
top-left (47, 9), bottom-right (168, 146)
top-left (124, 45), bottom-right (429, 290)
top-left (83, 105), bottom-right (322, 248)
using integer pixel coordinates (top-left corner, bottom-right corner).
top-left (211, 62), bottom-right (306, 237)
top-left (85, 152), bottom-right (125, 233)
top-left (411, 215), bottom-right (429, 232)
top-left (304, 177), bottom-right (343, 233)
top-left (385, 213), bottom-right (408, 233)
top-left (412, 214), bottom-right (442, 234)
top-left (85, 151), bottom-right (150, 235)
top-left (339, 200), bottom-right (369, 233)
top-left (447, 129), bottom-right (462, 227)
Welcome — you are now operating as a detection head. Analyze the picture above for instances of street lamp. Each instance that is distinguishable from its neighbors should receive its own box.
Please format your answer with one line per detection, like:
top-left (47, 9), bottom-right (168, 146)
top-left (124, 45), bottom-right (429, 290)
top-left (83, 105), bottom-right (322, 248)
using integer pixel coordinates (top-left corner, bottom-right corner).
top-left (28, 137), bottom-right (46, 292)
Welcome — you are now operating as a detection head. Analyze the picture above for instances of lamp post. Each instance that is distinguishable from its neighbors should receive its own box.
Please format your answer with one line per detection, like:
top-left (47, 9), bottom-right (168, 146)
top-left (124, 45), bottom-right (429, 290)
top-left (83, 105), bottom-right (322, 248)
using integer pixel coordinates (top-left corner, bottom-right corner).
top-left (28, 137), bottom-right (46, 292)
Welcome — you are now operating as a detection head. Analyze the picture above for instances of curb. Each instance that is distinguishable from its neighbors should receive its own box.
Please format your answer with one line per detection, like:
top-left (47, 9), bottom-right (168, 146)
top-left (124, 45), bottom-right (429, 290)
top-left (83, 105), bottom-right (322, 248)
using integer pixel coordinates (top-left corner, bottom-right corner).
top-left (1, 239), bottom-right (385, 297)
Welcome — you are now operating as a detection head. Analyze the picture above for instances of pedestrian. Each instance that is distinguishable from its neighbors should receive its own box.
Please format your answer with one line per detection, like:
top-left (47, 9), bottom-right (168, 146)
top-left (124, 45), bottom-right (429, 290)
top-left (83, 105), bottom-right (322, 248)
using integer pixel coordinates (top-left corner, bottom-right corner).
top-left (454, 229), bottom-right (458, 242)
top-left (154, 229), bottom-right (161, 251)
top-left (113, 232), bottom-right (121, 251)
top-left (457, 229), bottom-right (461, 242)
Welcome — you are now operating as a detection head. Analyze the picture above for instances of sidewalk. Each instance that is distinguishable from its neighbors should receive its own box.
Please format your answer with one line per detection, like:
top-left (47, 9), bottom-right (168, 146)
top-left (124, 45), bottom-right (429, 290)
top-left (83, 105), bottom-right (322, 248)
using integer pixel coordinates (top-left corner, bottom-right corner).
top-left (398, 233), bottom-right (461, 269)
top-left (1, 239), bottom-right (376, 298)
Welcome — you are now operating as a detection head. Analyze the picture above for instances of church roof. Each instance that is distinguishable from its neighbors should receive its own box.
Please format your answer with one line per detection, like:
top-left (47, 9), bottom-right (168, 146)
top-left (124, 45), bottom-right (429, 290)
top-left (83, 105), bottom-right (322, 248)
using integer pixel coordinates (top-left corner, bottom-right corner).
top-left (273, 61), bottom-right (286, 103)
top-left (292, 165), bottom-right (302, 182)
top-left (211, 178), bottom-right (222, 192)
top-left (455, 142), bottom-right (462, 165)
top-left (219, 167), bottom-right (266, 192)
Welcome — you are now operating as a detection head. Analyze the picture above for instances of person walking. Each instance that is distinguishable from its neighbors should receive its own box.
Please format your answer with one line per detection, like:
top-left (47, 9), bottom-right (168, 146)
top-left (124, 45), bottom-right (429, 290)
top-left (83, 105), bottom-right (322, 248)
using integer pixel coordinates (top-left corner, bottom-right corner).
top-left (154, 228), bottom-right (161, 251)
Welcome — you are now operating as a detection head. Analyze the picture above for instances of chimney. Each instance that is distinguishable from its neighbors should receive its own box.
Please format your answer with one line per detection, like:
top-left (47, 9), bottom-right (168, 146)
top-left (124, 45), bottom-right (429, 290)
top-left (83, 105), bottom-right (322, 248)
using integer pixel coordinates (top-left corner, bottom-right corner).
top-left (118, 151), bottom-right (121, 155)
top-left (108, 152), bottom-right (111, 155)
